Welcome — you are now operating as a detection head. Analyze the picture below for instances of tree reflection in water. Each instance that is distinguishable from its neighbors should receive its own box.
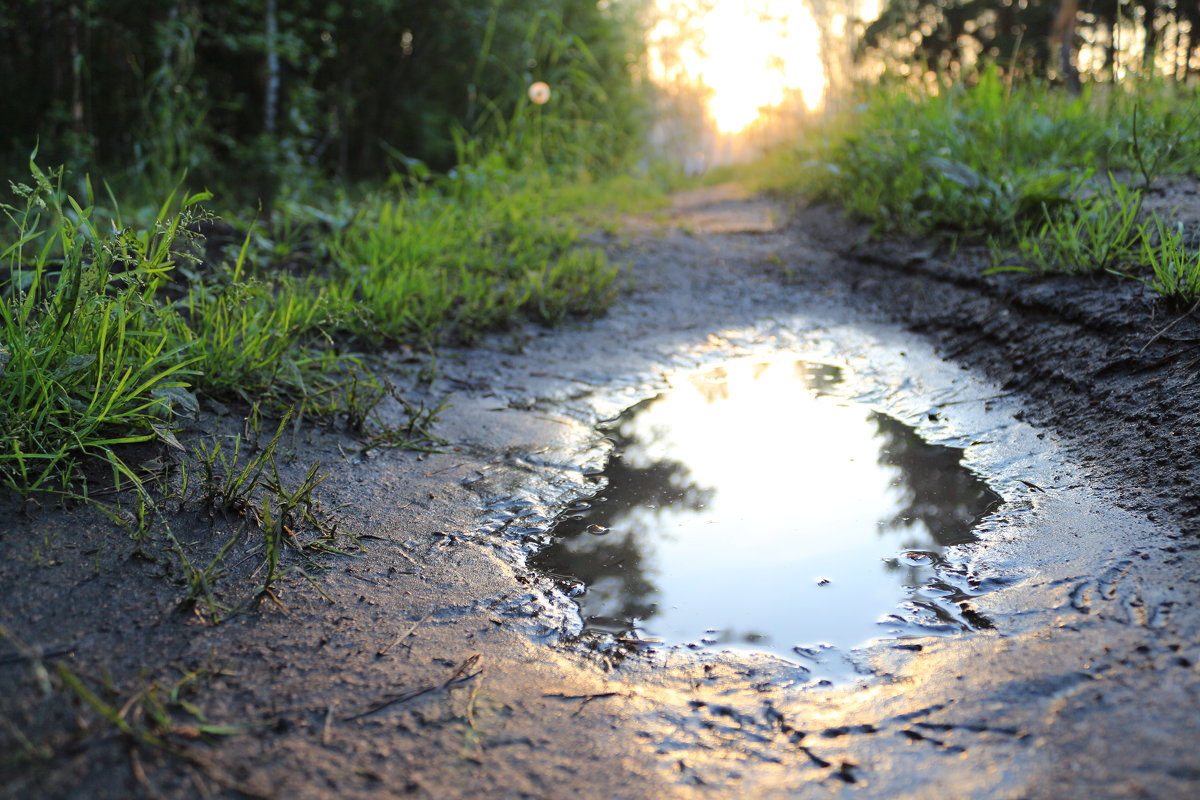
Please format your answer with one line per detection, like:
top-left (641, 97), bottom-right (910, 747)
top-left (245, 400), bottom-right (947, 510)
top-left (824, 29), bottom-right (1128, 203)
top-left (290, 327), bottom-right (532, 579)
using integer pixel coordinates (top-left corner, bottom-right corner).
top-left (531, 359), bottom-right (999, 654)
top-left (871, 413), bottom-right (997, 549)
top-left (533, 398), bottom-right (714, 634)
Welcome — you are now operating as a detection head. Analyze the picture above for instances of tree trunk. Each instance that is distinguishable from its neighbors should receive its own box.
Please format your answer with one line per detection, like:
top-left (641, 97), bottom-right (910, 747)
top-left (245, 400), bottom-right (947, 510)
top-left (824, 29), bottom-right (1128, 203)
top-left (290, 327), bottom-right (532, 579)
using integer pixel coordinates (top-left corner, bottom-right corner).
top-left (264, 0), bottom-right (279, 134)
top-left (1053, 0), bottom-right (1082, 92)
top-left (1140, 0), bottom-right (1158, 76)
top-left (68, 1), bottom-right (85, 138)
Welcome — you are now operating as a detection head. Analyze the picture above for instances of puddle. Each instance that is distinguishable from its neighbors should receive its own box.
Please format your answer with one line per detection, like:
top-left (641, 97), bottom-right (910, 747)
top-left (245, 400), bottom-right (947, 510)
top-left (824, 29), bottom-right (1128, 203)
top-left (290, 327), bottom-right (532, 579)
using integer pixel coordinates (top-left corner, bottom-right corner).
top-left (532, 357), bottom-right (1000, 667)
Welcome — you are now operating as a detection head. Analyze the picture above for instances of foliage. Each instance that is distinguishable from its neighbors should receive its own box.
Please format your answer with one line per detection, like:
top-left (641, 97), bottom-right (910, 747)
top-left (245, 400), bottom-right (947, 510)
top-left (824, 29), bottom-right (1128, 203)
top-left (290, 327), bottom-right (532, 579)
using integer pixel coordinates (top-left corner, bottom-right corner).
top-left (771, 70), bottom-right (1200, 301)
top-left (0, 1), bottom-right (664, 499)
top-left (790, 70), bottom-right (1102, 237)
top-left (863, 0), bottom-right (1200, 84)
top-left (0, 162), bottom-right (199, 494)
top-left (1140, 215), bottom-right (1200, 302)
top-left (178, 227), bottom-right (370, 416)
top-left (327, 167), bottom-right (622, 344)
top-left (0, 147), bottom-right (660, 497)
top-left (994, 180), bottom-right (1145, 275)
top-left (863, 0), bottom-right (1059, 80)
top-left (0, 0), bottom-right (652, 199)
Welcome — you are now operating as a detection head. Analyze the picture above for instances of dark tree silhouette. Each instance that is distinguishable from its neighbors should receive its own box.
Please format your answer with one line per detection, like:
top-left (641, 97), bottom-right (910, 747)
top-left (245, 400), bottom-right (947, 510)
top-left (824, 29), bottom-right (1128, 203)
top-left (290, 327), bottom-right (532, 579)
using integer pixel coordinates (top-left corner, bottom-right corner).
top-left (860, 0), bottom-right (1195, 86)
top-left (0, 0), bottom-right (649, 193)
top-left (532, 395), bottom-right (714, 634)
top-left (870, 412), bottom-right (999, 549)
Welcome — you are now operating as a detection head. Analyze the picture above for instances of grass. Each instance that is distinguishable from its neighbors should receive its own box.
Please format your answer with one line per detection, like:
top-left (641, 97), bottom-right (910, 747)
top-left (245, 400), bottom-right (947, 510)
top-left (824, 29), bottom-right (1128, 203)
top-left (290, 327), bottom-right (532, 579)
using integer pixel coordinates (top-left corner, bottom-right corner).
top-left (326, 168), bottom-right (624, 345)
top-left (179, 231), bottom-right (368, 413)
top-left (143, 413), bottom-right (351, 621)
top-left (992, 179), bottom-right (1146, 275)
top-left (0, 152), bottom-right (662, 498)
top-left (0, 136), bottom-right (659, 637)
top-left (0, 623), bottom-right (246, 777)
top-left (54, 660), bottom-right (247, 750)
top-left (0, 25), bottom-right (663, 624)
top-left (1140, 216), bottom-right (1200, 302)
top-left (0, 162), bottom-right (200, 495)
top-left (766, 68), bottom-right (1200, 301)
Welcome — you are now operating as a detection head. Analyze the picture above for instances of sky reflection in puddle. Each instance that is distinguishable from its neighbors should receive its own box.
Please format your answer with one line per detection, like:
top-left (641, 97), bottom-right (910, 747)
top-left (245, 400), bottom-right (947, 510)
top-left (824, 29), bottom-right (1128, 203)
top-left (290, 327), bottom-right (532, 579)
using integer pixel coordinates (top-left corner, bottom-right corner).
top-left (533, 358), bottom-right (999, 661)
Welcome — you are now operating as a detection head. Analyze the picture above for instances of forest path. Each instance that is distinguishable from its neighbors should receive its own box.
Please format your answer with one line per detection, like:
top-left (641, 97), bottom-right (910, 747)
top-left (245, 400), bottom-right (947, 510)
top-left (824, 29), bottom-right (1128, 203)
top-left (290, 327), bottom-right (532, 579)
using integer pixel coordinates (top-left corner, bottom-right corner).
top-left (4, 185), bottom-right (1199, 800)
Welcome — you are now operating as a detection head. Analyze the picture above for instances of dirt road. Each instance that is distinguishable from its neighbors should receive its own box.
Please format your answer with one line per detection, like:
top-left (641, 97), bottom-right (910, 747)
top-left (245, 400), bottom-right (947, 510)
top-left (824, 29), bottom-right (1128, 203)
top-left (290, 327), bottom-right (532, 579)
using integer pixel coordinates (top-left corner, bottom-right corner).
top-left (3, 185), bottom-right (1198, 799)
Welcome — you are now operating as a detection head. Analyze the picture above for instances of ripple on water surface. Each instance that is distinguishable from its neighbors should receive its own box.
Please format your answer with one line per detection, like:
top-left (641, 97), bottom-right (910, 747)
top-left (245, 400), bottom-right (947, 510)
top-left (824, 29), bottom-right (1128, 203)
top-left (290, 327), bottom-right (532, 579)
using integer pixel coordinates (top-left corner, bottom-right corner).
top-left (532, 358), bottom-right (1000, 663)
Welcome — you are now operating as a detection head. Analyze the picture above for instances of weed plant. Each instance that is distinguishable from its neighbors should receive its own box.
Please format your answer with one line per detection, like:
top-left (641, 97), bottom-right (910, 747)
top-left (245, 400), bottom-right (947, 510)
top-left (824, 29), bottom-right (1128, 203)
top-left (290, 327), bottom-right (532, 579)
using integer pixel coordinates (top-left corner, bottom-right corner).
top-left (0, 156), bottom-right (649, 499)
top-left (1140, 216), bottom-right (1200, 303)
top-left (0, 69), bottom-right (665, 499)
top-left (179, 227), bottom-right (371, 415)
top-left (774, 69), bottom-right (1200, 299)
top-left (176, 416), bottom-right (341, 618)
top-left (993, 180), bottom-right (1146, 275)
top-left (789, 71), bottom-right (1095, 235)
top-left (0, 162), bottom-right (200, 494)
top-left (328, 166), bottom-right (622, 344)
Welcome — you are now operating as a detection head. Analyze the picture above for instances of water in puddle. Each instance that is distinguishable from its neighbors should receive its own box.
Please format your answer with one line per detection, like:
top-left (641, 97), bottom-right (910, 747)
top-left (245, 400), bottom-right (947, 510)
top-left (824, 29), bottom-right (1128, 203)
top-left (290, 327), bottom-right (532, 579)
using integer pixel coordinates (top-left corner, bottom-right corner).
top-left (533, 358), bottom-right (1000, 664)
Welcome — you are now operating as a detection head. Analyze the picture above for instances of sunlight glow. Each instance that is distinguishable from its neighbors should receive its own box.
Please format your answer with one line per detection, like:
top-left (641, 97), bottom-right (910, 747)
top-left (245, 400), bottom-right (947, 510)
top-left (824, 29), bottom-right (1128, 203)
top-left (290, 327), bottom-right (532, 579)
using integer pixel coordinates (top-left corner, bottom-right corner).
top-left (649, 1), bottom-right (827, 133)
top-left (636, 358), bottom-right (890, 528)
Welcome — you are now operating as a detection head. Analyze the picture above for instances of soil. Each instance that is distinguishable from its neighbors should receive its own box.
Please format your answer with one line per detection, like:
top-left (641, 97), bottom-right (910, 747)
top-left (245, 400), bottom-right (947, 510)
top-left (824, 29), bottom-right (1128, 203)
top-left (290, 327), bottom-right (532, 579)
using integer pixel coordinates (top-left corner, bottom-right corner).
top-left (3, 181), bottom-right (1200, 799)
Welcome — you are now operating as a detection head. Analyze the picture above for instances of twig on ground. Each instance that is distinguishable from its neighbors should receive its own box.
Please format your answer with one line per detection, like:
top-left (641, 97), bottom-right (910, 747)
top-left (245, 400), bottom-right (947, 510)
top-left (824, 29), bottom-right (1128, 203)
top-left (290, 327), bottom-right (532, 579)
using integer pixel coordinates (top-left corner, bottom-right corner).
top-left (376, 610), bottom-right (434, 657)
top-left (529, 372), bottom-right (605, 387)
top-left (934, 392), bottom-right (1017, 407)
top-left (465, 671), bottom-right (485, 728)
top-left (322, 704), bottom-right (334, 746)
top-left (1141, 298), bottom-right (1200, 353)
top-left (0, 644), bottom-right (74, 667)
top-left (345, 653), bottom-right (482, 721)
top-left (130, 749), bottom-right (167, 800)
top-left (393, 546), bottom-right (422, 568)
top-left (542, 691), bottom-right (624, 717)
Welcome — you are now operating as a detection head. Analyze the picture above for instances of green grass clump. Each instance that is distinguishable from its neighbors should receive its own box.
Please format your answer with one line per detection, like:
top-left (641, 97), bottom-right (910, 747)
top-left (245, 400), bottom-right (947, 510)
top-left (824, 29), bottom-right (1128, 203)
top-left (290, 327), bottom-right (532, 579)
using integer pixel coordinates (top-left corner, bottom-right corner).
top-left (0, 156), bottom-right (649, 496)
top-left (0, 163), bottom-right (199, 494)
top-left (328, 168), bottom-right (622, 344)
top-left (776, 70), bottom-right (1200, 237)
top-left (792, 69), bottom-right (1103, 237)
top-left (1140, 216), bottom-right (1200, 302)
top-left (179, 227), bottom-right (369, 414)
top-left (771, 69), bottom-right (1200, 301)
top-left (993, 179), bottom-right (1145, 275)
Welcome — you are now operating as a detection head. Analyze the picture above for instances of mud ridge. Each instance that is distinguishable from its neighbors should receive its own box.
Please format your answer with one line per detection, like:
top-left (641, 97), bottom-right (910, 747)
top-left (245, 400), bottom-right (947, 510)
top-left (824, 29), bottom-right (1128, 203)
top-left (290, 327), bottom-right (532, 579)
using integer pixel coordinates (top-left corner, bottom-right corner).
top-left (802, 203), bottom-right (1200, 527)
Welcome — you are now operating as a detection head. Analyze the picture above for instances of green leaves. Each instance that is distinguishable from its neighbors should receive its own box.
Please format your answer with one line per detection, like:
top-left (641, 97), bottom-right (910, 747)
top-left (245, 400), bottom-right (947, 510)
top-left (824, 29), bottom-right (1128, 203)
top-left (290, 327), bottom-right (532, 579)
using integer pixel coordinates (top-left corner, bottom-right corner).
top-left (0, 0), bottom-right (649, 196)
top-left (783, 75), bottom-right (1200, 304)
top-left (925, 157), bottom-right (985, 191)
top-left (999, 181), bottom-right (1146, 275)
top-left (0, 164), bottom-right (200, 495)
top-left (1140, 216), bottom-right (1200, 302)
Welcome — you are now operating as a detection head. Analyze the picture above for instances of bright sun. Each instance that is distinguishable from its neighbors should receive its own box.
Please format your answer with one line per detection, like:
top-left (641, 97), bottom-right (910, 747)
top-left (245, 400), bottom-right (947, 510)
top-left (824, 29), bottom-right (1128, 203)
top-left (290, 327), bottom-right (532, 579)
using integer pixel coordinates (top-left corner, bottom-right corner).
top-left (649, 0), bottom-right (828, 134)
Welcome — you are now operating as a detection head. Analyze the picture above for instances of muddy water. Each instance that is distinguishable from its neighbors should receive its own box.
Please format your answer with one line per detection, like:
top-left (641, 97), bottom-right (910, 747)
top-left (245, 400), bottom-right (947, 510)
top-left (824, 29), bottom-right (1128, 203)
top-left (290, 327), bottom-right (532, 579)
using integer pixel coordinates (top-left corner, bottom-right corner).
top-left (533, 357), bottom-right (999, 665)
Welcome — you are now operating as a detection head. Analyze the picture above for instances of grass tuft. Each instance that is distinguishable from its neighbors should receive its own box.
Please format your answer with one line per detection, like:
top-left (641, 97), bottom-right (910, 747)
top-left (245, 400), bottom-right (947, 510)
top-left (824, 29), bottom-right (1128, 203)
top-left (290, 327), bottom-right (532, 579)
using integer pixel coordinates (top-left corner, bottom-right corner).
top-left (1140, 215), bottom-right (1200, 303)
top-left (770, 71), bottom-right (1200, 302)
top-left (0, 162), bottom-right (201, 495)
top-left (327, 169), bottom-right (623, 344)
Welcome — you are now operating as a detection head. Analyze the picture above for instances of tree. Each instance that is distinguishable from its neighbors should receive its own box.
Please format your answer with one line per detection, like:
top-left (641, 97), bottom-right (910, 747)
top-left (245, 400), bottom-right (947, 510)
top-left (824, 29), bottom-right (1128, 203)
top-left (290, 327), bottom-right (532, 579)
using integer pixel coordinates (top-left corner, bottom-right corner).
top-left (860, 0), bottom-right (1194, 87)
top-left (0, 0), bottom-right (652, 195)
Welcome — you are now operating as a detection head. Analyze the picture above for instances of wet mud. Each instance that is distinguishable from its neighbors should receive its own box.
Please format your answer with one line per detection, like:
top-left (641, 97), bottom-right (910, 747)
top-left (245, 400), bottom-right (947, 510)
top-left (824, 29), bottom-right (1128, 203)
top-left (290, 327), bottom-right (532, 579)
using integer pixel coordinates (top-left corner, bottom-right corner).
top-left (3, 184), bottom-right (1200, 799)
